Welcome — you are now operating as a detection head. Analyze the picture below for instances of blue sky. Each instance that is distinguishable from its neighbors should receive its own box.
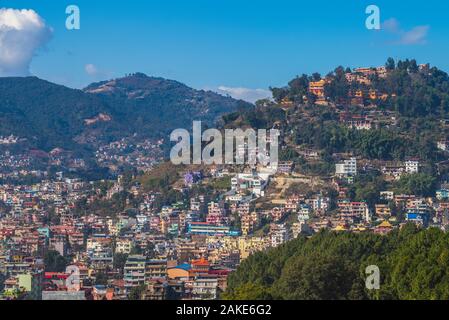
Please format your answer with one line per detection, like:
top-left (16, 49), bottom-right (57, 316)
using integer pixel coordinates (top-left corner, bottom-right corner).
top-left (1, 0), bottom-right (448, 101)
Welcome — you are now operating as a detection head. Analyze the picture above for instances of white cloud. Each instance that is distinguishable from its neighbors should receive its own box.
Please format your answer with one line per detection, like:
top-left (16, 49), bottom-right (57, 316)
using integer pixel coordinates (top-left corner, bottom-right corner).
top-left (85, 64), bottom-right (99, 76)
top-left (381, 18), bottom-right (429, 45)
top-left (399, 26), bottom-right (429, 45)
top-left (382, 18), bottom-right (400, 33)
top-left (84, 64), bottom-right (114, 80)
top-left (216, 86), bottom-right (272, 103)
top-left (0, 8), bottom-right (52, 76)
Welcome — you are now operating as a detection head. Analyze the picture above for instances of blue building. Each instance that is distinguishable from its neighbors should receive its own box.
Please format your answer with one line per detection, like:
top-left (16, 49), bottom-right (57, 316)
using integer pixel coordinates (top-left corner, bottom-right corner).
top-left (406, 213), bottom-right (430, 227)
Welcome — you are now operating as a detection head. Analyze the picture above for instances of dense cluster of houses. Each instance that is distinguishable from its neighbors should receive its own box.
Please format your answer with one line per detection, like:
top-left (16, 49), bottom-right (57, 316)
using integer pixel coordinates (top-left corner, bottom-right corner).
top-left (96, 138), bottom-right (164, 172)
top-left (2, 63), bottom-right (448, 300)
top-left (0, 160), bottom-right (295, 300)
top-left (2, 136), bottom-right (449, 301)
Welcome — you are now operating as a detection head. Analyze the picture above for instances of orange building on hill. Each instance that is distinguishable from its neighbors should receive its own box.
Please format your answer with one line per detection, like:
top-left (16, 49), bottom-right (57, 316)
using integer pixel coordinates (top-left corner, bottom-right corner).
top-left (309, 80), bottom-right (326, 98)
top-left (190, 257), bottom-right (210, 277)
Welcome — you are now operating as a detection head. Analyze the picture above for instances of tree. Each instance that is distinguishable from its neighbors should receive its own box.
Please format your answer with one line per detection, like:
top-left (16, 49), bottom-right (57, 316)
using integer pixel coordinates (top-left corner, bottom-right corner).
top-left (130, 246), bottom-right (143, 255)
top-left (288, 74), bottom-right (309, 98)
top-left (409, 59), bottom-right (419, 73)
top-left (324, 68), bottom-right (349, 102)
top-left (225, 226), bottom-right (449, 300)
top-left (44, 250), bottom-right (68, 272)
top-left (129, 284), bottom-right (146, 300)
top-left (113, 253), bottom-right (129, 275)
top-left (386, 57), bottom-right (396, 71)
top-left (0, 274), bottom-right (5, 292)
top-left (222, 283), bottom-right (272, 300)
top-left (312, 72), bottom-right (321, 81)
top-left (272, 254), bottom-right (361, 300)
top-left (95, 272), bottom-right (109, 286)
top-left (270, 87), bottom-right (289, 103)
top-left (394, 173), bottom-right (437, 197)
top-left (350, 174), bottom-right (385, 208)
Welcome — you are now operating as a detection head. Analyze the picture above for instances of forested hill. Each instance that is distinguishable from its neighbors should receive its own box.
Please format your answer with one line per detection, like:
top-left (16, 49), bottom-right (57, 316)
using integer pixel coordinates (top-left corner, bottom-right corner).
top-left (0, 76), bottom-right (116, 151)
top-left (84, 73), bottom-right (252, 136)
top-left (0, 73), bottom-right (251, 152)
top-left (224, 224), bottom-right (449, 300)
top-left (221, 59), bottom-right (449, 179)
top-left (270, 58), bottom-right (449, 116)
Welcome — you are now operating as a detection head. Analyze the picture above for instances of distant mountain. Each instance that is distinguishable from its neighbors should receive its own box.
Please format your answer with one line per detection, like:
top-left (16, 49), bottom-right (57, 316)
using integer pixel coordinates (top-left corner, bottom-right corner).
top-left (0, 76), bottom-right (115, 151)
top-left (0, 73), bottom-right (252, 152)
top-left (84, 73), bottom-right (252, 137)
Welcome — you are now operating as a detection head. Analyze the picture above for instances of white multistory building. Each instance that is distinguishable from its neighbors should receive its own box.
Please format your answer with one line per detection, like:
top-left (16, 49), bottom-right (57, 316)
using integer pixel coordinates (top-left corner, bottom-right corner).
top-left (336, 158), bottom-right (357, 177)
top-left (405, 160), bottom-right (419, 174)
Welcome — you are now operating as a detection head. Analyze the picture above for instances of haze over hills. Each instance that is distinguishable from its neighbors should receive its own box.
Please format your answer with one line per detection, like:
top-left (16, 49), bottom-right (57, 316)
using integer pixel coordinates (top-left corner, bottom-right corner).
top-left (0, 73), bottom-right (252, 153)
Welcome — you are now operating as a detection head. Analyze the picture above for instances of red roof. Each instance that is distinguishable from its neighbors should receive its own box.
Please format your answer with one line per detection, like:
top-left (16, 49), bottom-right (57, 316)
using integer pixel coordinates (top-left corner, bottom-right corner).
top-left (44, 272), bottom-right (69, 280)
top-left (191, 258), bottom-right (210, 267)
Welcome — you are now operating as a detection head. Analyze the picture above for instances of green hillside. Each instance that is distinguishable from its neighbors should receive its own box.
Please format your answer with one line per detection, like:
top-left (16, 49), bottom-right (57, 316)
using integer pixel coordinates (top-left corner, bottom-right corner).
top-left (224, 224), bottom-right (449, 300)
top-left (0, 73), bottom-right (251, 152)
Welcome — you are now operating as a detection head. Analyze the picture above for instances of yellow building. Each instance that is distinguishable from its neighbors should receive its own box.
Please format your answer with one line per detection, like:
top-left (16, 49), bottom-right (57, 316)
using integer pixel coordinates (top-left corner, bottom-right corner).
top-left (333, 225), bottom-right (348, 232)
top-left (375, 204), bottom-right (392, 217)
top-left (309, 80), bottom-right (326, 98)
